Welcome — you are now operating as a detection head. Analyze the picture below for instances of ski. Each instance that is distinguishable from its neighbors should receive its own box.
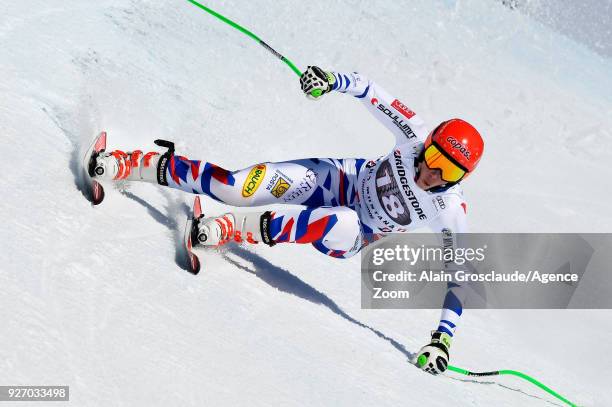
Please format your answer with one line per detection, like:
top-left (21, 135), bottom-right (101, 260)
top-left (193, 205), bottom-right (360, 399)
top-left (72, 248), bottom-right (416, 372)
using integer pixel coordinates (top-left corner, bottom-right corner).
top-left (82, 131), bottom-right (107, 205)
top-left (184, 196), bottom-right (203, 274)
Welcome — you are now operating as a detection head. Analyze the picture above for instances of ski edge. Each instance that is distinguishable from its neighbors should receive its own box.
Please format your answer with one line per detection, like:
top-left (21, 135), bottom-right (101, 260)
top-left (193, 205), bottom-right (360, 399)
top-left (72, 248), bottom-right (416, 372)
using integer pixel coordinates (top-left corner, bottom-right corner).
top-left (83, 131), bottom-right (107, 205)
top-left (184, 196), bottom-right (202, 275)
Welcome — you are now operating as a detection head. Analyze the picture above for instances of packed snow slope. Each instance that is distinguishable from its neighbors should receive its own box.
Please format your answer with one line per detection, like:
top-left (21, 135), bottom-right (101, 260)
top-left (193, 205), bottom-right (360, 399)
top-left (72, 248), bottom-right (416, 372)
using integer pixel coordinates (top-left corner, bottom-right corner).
top-left (507, 0), bottom-right (612, 59)
top-left (1, 1), bottom-right (612, 406)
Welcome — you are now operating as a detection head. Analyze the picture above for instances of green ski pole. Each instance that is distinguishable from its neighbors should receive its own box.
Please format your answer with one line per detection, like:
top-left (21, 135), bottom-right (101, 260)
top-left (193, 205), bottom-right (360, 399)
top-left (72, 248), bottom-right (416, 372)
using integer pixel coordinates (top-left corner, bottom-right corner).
top-left (447, 365), bottom-right (578, 407)
top-left (185, 1), bottom-right (328, 97)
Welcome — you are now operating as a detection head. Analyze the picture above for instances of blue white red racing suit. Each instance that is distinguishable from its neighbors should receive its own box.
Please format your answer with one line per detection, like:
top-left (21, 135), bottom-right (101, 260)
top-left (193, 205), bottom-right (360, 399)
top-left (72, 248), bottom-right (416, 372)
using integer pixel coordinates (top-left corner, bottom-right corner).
top-left (153, 71), bottom-right (469, 337)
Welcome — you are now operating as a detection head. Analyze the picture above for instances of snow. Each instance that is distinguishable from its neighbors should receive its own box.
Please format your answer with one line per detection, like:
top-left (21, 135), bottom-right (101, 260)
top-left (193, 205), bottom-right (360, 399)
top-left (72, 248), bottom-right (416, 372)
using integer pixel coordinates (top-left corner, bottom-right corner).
top-left (1, 0), bottom-right (611, 406)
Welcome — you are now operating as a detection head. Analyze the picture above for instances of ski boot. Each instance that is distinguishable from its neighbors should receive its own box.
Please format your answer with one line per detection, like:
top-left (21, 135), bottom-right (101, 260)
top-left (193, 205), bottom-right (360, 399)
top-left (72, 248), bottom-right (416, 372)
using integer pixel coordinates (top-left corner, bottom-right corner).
top-left (192, 211), bottom-right (275, 248)
top-left (90, 150), bottom-right (161, 183)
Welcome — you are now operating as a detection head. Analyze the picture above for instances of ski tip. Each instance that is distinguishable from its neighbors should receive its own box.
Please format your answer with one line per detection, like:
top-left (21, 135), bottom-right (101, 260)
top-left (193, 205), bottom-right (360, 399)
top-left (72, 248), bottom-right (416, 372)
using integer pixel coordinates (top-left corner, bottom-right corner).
top-left (184, 210), bottom-right (202, 275)
top-left (92, 181), bottom-right (105, 205)
top-left (193, 196), bottom-right (202, 218)
top-left (95, 131), bottom-right (107, 151)
top-left (188, 254), bottom-right (201, 275)
top-left (83, 131), bottom-right (108, 206)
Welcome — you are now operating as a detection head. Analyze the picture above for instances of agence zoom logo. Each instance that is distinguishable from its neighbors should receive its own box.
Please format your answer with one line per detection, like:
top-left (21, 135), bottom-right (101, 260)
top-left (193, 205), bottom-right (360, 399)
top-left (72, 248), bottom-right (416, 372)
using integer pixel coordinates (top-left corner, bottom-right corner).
top-left (242, 164), bottom-right (266, 197)
top-left (446, 136), bottom-right (471, 159)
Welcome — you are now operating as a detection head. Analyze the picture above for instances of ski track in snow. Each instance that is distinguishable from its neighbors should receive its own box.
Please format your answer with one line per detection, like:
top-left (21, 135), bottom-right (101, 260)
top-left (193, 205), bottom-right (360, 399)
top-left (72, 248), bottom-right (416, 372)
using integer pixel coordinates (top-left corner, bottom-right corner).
top-left (1, 0), bottom-right (611, 406)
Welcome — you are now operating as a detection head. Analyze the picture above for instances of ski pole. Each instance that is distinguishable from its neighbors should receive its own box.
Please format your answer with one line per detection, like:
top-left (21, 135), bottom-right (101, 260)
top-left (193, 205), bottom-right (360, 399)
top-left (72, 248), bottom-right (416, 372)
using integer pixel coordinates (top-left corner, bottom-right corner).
top-left (185, 1), bottom-right (325, 96)
top-left (447, 365), bottom-right (578, 407)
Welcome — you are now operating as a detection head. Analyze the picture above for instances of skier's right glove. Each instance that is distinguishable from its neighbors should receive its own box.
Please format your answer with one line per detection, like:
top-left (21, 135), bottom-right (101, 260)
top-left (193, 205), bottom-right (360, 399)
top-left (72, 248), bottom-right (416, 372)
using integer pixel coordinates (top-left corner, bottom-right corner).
top-left (415, 331), bottom-right (452, 375)
top-left (300, 66), bottom-right (335, 100)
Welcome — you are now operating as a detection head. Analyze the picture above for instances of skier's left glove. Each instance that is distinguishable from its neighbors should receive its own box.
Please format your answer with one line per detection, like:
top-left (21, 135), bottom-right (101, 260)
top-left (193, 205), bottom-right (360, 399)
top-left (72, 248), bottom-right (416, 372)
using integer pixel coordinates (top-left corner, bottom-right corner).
top-left (415, 331), bottom-right (452, 375)
top-left (300, 66), bottom-right (335, 100)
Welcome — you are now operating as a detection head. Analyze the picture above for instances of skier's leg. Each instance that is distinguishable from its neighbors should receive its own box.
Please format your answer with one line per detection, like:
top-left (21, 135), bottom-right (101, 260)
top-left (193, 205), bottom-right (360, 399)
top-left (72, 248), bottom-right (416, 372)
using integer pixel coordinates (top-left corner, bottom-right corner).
top-left (164, 156), bottom-right (364, 209)
top-left (194, 206), bottom-right (363, 259)
top-left (93, 150), bottom-right (364, 209)
top-left (91, 149), bottom-right (161, 184)
top-left (270, 206), bottom-right (363, 258)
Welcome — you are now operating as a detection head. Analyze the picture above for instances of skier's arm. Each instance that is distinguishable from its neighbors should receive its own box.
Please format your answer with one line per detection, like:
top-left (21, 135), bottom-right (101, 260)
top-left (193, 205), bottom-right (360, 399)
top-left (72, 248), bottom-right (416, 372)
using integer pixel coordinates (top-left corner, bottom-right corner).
top-left (330, 70), bottom-right (428, 148)
top-left (416, 194), bottom-right (468, 375)
top-left (429, 195), bottom-right (469, 338)
top-left (300, 66), bottom-right (428, 149)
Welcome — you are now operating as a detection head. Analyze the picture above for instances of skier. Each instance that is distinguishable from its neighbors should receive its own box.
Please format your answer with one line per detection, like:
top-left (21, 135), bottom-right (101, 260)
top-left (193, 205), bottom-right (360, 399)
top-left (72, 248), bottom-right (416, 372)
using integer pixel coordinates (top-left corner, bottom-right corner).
top-left (90, 66), bottom-right (484, 375)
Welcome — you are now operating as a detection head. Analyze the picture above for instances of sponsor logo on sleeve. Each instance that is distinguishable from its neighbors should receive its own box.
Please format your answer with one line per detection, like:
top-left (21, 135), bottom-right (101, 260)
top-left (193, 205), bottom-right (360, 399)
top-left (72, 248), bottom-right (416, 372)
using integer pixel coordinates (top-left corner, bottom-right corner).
top-left (242, 164), bottom-right (266, 197)
top-left (391, 99), bottom-right (416, 119)
top-left (370, 98), bottom-right (416, 140)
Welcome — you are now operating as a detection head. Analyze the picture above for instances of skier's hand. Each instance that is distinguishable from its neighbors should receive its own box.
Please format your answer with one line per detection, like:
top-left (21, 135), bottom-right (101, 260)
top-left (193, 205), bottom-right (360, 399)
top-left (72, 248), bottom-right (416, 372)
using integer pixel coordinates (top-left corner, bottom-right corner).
top-left (415, 331), bottom-right (451, 375)
top-left (300, 66), bottom-right (335, 100)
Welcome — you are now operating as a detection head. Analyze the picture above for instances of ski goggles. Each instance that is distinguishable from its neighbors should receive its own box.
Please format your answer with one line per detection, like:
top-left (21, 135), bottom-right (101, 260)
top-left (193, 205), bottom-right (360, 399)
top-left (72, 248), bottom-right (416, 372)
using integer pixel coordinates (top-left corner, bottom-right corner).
top-left (423, 143), bottom-right (467, 183)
